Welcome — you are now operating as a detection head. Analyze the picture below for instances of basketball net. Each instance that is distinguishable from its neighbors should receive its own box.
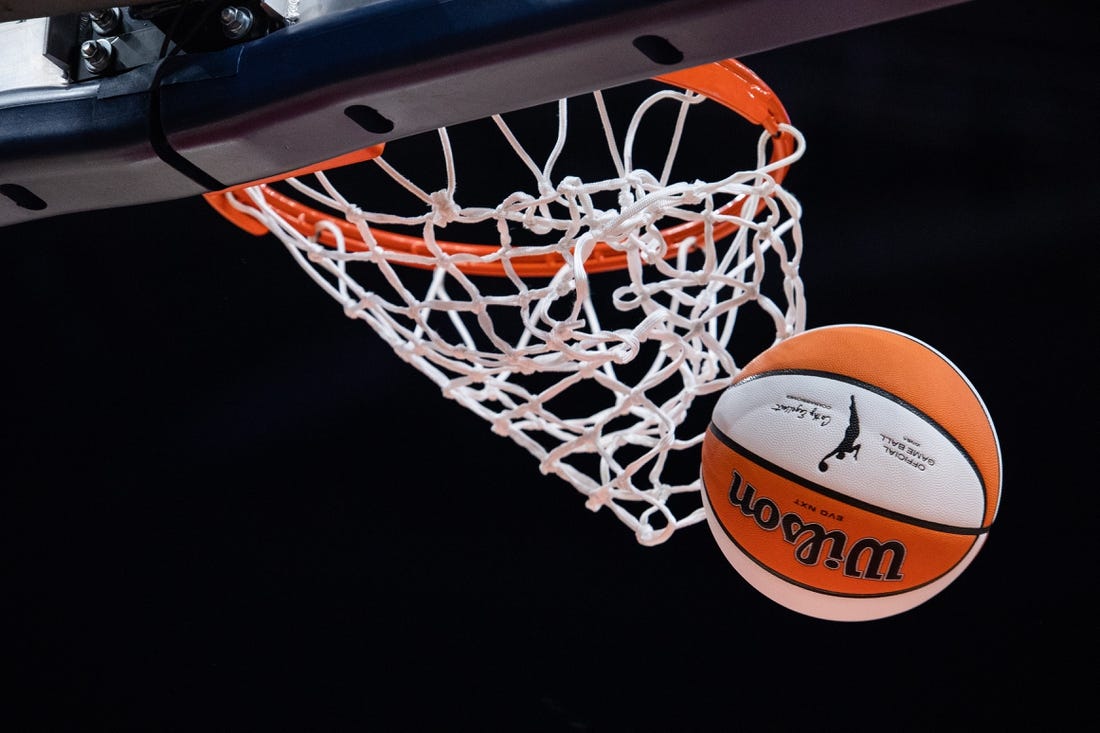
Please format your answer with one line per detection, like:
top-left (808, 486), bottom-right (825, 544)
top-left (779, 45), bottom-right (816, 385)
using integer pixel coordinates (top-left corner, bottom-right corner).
top-left (206, 59), bottom-right (806, 546)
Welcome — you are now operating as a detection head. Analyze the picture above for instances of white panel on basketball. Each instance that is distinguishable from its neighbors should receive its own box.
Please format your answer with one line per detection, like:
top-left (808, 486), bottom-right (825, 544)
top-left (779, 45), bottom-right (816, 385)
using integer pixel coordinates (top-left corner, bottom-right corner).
top-left (710, 372), bottom-right (985, 528)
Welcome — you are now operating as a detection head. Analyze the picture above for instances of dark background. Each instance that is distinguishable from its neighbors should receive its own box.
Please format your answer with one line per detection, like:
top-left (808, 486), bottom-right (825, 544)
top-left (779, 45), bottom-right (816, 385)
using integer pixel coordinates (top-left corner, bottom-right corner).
top-left (2, 1), bottom-right (1096, 730)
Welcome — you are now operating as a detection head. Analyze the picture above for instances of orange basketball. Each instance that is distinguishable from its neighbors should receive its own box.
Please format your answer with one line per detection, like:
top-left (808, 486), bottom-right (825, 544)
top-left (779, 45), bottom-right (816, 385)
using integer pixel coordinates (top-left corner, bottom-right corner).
top-left (701, 324), bottom-right (1002, 621)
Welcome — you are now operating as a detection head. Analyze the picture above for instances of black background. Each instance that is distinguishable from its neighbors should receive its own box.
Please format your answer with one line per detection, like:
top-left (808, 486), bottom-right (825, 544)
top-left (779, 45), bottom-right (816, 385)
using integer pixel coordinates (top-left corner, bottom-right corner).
top-left (2, 1), bottom-right (1096, 730)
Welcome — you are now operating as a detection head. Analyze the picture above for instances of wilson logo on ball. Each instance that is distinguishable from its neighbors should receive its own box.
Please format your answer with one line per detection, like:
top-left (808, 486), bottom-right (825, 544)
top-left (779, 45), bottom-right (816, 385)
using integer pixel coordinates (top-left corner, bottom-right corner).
top-left (725, 469), bottom-right (906, 581)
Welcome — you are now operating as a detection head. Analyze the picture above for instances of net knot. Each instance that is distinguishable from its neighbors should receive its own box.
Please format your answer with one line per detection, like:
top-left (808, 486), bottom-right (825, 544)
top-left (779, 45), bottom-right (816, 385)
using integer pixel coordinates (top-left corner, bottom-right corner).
top-left (589, 209), bottom-right (623, 239)
top-left (636, 523), bottom-right (660, 545)
top-left (549, 319), bottom-right (582, 345)
top-left (611, 328), bottom-right (641, 363)
top-left (520, 192), bottom-right (556, 235)
top-left (343, 297), bottom-right (370, 320)
top-left (428, 189), bottom-right (462, 226)
top-left (556, 176), bottom-right (584, 199)
top-left (623, 170), bottom-right (658, 192)
top-left (753, 176), bottom-right (778, 198)
top-left (584, 486), bottom-right (610, 511)
top-left (637, 231), bottom-right (668, 263)
top-left (306, 245), bottom-right (328, 264)
top-left (681, 180), bottom-right (710, 206)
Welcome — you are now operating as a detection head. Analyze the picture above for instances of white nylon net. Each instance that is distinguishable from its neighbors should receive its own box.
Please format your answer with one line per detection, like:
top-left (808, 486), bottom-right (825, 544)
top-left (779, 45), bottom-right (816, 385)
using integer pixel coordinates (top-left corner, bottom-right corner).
top-left (220, 83), bottom-right (806, 545)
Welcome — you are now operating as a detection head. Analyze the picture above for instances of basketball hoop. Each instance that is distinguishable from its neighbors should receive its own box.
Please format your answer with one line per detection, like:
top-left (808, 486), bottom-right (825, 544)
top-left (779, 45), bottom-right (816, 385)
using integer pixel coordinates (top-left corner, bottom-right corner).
top-left (205, 58), bottom-right (807, 546)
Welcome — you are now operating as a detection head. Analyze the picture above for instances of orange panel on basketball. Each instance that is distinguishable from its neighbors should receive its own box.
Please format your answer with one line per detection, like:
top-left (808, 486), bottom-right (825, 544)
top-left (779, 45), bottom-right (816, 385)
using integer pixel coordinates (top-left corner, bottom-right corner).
top-left (701, 324), bottom-right (1002, 621)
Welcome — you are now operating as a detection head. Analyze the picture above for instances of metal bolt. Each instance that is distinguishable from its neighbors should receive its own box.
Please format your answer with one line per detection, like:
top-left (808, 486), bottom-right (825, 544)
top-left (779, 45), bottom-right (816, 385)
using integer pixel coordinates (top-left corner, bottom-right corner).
top-left (80, 38), bottom-right (114, 74)
top-left (220, 6), bottom-right (254, 40)
top-left (87, 7), bottom-right (122, 36)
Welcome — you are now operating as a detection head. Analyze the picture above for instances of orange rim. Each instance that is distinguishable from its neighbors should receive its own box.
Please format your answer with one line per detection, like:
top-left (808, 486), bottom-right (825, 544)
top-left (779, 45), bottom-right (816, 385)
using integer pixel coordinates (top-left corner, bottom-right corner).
top-left (205, 59), bottom-right (793, 277)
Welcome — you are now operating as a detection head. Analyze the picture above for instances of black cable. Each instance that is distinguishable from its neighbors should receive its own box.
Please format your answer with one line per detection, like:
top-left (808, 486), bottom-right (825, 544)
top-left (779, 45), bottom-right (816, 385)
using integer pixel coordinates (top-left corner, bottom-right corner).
top-left (149, 1), bottom-right (233, 191)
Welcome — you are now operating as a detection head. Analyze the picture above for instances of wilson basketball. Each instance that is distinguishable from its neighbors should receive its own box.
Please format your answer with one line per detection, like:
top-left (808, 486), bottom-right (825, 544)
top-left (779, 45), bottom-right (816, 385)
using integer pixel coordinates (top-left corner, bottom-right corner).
top-left (700, 324), bottom-right (1001, 621)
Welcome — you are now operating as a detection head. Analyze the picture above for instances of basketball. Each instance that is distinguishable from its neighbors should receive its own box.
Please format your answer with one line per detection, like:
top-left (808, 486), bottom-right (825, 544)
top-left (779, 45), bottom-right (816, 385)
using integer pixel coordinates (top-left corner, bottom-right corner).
top-left (700, 324), bottom-right (1002, 621)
